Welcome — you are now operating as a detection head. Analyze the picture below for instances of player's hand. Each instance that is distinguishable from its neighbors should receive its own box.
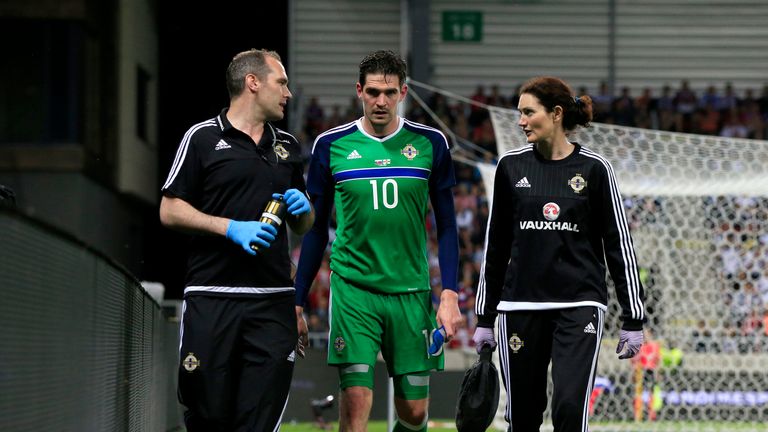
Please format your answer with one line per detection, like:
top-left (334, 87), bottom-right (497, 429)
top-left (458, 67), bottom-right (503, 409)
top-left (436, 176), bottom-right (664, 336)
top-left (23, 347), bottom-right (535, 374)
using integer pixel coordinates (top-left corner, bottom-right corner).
top-left (472, 327), bottom-right (497, 353)
top-left (278, 189), bottom-right (311, 216)
top-left (225, 220), bottom-right (277, 255)
top-left (295, 306), bottom-right (309, 358)
top-left (616, 329), bottom-right (644, 359)
top-left (436, 289), bottom-right (464, 340)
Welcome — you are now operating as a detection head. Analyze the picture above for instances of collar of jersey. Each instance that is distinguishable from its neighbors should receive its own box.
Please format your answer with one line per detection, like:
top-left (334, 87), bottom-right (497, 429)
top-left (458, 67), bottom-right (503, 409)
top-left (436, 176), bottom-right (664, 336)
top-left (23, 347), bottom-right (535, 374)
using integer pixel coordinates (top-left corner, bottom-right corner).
top-left (355, 117), bottom-right (404, 142)
top-left (217, 107), bottom-right (278, 150)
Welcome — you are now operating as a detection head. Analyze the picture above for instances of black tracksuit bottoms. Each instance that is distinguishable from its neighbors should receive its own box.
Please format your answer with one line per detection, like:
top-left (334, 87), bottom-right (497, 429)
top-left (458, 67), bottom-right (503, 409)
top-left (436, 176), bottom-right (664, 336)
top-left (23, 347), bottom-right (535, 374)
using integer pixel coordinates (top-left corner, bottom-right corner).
top-left (498, 307), bottom-right (604, 432)
top-left (178, 293), bottom-right (297, 432)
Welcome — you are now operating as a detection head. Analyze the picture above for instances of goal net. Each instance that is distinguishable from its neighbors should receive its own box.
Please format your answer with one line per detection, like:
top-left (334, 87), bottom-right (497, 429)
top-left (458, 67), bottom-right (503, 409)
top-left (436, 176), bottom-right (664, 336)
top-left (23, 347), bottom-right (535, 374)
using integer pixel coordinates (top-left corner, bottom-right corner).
top-left (409, 79), bottom-right (768, 431)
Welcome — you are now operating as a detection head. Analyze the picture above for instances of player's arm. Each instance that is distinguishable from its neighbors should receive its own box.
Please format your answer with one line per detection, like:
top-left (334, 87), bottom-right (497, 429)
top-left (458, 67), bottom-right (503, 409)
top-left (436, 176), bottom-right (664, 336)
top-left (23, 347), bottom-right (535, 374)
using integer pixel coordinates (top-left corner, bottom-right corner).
top-left (475, 159), bottom-right (515, 328)
top-left (294, 191), bottom-right (332, 309)
top-left (427, 130), bottom-right (463, 339)
top-left (159, 195), bottom-right (229, 236)
top-left (158, 123), bottom-right (273, 253)
top-left (160, 194), bottom-right (276, 256)
top-left (285, 162), bottom-right (315, 235)
top-left (596, 162), bottom-right (645, 330)
top-left (160, 125), bottom-right (227, 236)
top-left (294, 137), bottom-right (334, 352)
top-left (293, 191), bottom-right (331, 356)
top-left (430, 185), bottom-right (462, 339)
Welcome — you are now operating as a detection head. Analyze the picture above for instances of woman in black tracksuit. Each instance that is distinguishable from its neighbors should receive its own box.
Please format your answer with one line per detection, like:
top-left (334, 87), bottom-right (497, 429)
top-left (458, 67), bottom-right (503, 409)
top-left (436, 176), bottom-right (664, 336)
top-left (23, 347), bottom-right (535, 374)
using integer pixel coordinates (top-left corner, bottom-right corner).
top-left (472, 76), bottom-right (646, 432)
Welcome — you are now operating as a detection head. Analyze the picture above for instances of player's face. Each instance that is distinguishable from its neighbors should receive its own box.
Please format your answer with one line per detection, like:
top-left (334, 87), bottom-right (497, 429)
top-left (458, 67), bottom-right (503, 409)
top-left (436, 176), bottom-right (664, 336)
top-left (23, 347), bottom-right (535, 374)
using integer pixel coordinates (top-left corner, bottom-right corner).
top-left (357, 73), bottom-right (406, 134)
top-left (517, 93), bottom-right (558, 144)
top-left (256, 57), bottom-right (292, 122)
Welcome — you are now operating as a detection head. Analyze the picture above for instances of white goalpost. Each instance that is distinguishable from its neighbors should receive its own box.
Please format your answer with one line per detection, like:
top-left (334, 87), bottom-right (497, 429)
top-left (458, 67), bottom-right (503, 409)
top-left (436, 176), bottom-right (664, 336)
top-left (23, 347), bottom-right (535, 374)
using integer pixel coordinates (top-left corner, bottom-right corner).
top-left (409, 78), bottom-right (768, 431)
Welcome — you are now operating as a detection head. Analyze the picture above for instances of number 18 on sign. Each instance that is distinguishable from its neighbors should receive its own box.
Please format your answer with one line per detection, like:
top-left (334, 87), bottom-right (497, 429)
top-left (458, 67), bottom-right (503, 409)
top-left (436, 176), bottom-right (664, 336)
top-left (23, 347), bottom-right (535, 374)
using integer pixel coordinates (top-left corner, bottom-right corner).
top-left (442, 11), bottom-right (483, 42)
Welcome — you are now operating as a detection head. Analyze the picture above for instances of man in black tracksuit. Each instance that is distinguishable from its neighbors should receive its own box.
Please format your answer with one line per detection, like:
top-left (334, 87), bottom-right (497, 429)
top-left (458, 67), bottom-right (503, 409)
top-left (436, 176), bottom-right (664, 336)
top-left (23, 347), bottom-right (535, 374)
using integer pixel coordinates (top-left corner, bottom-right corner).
top-left (473, 76), bottom-right (645, 432)
top-left (160, 49), bottom-right (314, 431)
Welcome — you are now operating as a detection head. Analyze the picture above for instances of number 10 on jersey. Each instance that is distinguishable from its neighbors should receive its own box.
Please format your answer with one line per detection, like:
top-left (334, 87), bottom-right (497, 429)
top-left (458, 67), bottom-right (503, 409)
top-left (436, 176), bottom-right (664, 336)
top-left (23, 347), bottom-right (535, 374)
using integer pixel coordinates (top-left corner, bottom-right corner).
top-left (369, 179), bottom-right (399, 210)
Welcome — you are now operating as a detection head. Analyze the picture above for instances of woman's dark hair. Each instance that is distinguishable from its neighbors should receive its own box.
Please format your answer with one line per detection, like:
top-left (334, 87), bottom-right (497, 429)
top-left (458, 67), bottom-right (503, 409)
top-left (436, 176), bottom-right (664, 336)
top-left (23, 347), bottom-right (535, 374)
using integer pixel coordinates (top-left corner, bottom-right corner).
top-left (519, 76), bottom-right (593, 131)
top-left (358, 50), bottom-right (407, 87)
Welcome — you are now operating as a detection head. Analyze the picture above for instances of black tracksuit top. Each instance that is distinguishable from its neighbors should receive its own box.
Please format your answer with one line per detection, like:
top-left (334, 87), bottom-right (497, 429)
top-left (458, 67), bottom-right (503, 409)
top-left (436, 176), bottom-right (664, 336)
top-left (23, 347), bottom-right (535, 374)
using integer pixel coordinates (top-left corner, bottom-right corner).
top-left (475, 143), bottom-right (645, 330)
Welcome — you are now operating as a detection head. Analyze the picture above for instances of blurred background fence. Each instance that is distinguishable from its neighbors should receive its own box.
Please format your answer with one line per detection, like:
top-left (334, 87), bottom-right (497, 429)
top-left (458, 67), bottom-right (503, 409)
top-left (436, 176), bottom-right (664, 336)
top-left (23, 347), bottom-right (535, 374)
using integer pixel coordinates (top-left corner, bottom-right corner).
top-left (0, 208), bottom-right (182, 431)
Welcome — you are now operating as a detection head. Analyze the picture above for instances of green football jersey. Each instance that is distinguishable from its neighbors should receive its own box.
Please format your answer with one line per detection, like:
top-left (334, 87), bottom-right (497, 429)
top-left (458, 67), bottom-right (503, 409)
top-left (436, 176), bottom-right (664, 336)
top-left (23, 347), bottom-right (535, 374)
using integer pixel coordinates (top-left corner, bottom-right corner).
top-left (306, 118), bottom-right (455, 294)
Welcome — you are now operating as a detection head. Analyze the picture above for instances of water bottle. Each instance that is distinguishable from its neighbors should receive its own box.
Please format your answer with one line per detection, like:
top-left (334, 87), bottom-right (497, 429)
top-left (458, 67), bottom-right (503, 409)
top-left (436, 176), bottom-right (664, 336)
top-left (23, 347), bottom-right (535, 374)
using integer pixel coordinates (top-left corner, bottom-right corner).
top-left (428, 326), bottom-right (446, 356)
top-left (250, 194), bottom-right (287, 252)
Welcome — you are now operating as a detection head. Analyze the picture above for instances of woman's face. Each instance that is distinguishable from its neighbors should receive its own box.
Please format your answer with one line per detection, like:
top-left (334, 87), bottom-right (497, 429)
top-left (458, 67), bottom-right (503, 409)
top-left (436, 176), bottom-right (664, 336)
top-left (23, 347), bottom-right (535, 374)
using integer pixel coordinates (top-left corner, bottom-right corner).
top-left (517, 93), bottom-right (558, 144)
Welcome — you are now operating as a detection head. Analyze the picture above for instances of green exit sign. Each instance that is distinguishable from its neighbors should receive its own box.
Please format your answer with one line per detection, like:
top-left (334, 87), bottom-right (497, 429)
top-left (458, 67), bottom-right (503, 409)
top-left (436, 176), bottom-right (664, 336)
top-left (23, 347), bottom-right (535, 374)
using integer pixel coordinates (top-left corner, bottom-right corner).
top-left (442, 11), bottom-right (483, 42)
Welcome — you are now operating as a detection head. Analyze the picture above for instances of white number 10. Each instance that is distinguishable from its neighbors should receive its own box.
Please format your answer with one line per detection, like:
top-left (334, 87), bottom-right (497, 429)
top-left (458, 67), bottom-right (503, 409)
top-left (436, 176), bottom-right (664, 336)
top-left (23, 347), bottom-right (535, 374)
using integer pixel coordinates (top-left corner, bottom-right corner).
top-left (369, 179), bottom-right (398, 210)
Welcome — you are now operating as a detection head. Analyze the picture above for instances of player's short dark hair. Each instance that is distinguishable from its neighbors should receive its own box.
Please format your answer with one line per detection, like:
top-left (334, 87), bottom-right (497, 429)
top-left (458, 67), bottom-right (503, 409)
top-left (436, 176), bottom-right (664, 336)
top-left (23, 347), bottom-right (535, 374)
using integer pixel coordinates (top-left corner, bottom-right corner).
top-left (226, 48), bottom-right (282, 99)
top-left (520, 76), bottom-right (594, 131)
top-left (358, 50), bottom-right (407, 87)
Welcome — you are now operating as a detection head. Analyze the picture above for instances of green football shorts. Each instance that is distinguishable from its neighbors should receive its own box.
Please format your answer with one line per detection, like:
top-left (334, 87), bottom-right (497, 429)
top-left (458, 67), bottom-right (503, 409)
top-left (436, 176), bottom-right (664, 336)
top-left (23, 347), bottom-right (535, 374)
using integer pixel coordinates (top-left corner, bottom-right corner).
top-left (328, 272), bottom-right (444, 377)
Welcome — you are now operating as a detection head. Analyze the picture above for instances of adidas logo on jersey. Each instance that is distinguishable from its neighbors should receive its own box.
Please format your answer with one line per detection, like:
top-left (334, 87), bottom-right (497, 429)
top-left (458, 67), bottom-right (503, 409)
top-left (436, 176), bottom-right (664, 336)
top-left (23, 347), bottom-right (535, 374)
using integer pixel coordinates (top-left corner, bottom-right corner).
top-left (584, 322), bottom-right (597, 334)
top-left (347, 150), bottom-right (362, 160)
top-left (214, 139), bottom-right (231, 151)
top-left (515, 177), bottom-right (531, 188)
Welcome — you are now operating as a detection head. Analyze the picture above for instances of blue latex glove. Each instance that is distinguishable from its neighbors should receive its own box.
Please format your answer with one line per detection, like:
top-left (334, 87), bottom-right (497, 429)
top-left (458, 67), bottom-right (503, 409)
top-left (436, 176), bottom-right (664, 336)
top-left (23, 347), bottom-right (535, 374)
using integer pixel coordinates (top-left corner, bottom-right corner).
top-left (616, 329), bottom-right (644, 359)
top-left (472, 327), bottom-right (497, 354)
top-left (226, 220), bottom-right (277, 255)
top-left (277, 189), bottom-right (310, 216)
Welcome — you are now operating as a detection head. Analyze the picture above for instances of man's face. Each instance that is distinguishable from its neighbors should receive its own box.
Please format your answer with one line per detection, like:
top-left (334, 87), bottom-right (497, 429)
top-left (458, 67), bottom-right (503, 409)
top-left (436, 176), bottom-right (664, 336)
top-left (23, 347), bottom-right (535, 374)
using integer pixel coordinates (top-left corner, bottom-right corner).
top-left (256, 56), bottom-right (292, 122)
top-left (356, 73), bottom-right (406, 132)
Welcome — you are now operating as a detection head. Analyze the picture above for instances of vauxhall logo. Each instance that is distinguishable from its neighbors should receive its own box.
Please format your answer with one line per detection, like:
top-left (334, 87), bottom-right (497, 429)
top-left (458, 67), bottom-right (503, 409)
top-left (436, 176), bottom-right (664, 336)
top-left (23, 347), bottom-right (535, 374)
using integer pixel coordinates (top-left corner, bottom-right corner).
top-left (519, 220), bottom-right (580, 232)
top-left (519, 202), bottom-right (579, 232)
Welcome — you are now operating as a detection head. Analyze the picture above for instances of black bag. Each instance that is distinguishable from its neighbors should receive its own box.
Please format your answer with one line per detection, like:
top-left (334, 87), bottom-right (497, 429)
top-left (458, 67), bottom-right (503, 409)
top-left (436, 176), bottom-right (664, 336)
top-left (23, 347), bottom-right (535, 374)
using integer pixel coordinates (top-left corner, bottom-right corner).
top-left (455, 344), bottom-right (500, 432)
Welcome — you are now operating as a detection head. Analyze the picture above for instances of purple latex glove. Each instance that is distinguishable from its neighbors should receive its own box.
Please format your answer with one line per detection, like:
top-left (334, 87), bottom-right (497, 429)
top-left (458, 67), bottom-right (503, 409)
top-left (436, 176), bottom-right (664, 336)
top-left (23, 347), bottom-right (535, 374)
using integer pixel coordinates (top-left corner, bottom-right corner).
top-left (472, 327), bottom-right (497, 354)
top-left (616, 329), bottom-right (644, 359)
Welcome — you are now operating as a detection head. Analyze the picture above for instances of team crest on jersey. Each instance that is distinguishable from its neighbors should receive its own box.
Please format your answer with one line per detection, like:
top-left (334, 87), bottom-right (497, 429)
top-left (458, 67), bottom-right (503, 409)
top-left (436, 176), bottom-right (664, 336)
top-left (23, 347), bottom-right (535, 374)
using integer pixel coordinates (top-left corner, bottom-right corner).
top-left (509, 334), bottom-right (524, 353)
top-left (183, 352), bottom-right (200, 372)
top-left (375, 159), bottom-right (391, 166)
top-left (568, 174), bottom-right (587, 193)
top-left (274, 142), bottom-right (290, 160)
top-left (401, 143), bottom-right (419, 160)
top-left (334, 336), bottom-right (346, 353)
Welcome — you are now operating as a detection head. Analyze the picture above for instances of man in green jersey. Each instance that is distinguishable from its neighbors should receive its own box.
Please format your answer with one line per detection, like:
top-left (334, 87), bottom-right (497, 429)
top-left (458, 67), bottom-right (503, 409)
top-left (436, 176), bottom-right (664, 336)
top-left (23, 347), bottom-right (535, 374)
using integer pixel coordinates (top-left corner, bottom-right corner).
top-left (294, 50), bottom-right (462, 431)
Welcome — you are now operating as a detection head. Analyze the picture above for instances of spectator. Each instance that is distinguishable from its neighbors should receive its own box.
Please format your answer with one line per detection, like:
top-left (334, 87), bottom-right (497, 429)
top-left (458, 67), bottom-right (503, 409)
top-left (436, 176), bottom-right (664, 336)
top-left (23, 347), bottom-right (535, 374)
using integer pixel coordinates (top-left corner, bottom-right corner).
top-left (304, 96), bottom-right (325, 141)
top-left (612, 86), bottom-right (636, 126)
top-left (720, 108), bottom-right (749, 138)
top-left (699, 84), bottom-right (722, 109)
top-left (592, 80), bottom-right (613, 123)
top-left (674, 80), bottom-right (698, 132)
top-left (634, 87), bottom-right (654, 129)
top-left (716, 82), bottom-right (739, 114)
top-left (325, 104), bottom-right (343, 130)
top-left (469, 84), bottom-right (489, 127)
top-left (656, 84), bottom-right (677, 131)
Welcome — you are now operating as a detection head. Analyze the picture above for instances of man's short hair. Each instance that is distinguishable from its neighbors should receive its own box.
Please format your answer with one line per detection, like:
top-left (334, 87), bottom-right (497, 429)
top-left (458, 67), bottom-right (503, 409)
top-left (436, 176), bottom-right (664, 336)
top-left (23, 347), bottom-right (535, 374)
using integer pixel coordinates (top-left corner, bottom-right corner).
top-left (226, 48), bottom-right (282, 99)
top-left (358, 50), bottom-right (406, 87)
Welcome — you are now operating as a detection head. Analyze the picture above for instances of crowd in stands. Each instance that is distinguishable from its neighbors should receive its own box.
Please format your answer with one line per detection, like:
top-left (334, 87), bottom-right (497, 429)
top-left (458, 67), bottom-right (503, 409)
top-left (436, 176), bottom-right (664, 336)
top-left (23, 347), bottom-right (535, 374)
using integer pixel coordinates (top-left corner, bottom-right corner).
top-left (294, 80), bottom-right (768, 352)
top-left (706, 196), bottom-right (768, 354)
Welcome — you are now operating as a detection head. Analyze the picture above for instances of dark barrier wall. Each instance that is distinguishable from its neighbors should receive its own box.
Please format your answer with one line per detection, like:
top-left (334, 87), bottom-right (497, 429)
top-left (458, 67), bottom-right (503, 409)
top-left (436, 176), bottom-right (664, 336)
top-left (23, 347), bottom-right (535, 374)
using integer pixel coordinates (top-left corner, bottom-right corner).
top-left (0, 209), bottom-right (182, 431)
